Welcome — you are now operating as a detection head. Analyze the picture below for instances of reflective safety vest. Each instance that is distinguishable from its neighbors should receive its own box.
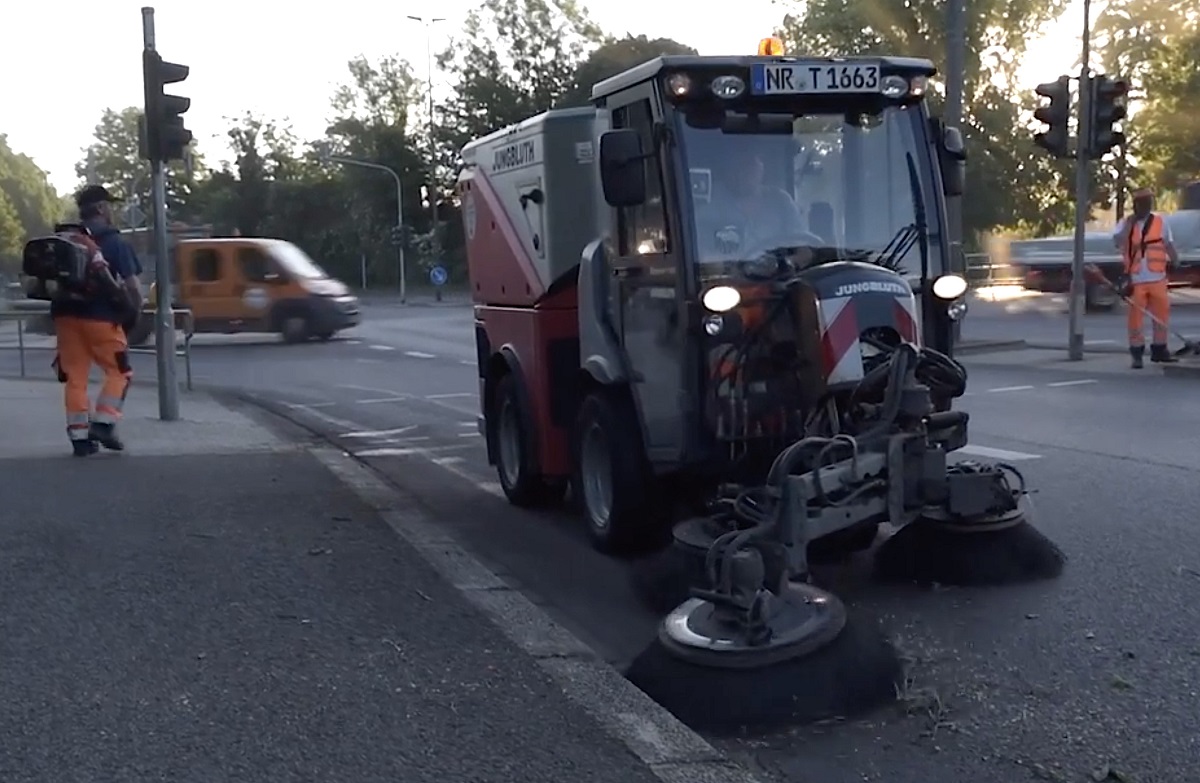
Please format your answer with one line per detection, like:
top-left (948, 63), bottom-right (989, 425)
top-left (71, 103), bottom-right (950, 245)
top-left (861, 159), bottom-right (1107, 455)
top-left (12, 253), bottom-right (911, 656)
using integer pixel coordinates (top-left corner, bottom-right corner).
top-left (1122, 213), bottom-right (1169, 282)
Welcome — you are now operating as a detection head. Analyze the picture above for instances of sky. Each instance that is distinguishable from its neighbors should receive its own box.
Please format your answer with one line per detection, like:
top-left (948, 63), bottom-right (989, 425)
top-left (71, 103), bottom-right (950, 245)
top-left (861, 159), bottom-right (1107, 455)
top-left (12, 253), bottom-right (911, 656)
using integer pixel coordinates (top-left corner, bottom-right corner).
top-left (0, 0), bottom-right (1088, 196)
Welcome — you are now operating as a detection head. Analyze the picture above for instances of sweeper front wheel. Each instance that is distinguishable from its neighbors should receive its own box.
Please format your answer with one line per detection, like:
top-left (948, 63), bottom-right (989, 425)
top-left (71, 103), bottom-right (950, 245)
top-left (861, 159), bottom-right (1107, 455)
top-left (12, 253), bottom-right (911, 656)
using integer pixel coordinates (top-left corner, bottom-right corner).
top-left (625, 583), bottom-right (902, 733)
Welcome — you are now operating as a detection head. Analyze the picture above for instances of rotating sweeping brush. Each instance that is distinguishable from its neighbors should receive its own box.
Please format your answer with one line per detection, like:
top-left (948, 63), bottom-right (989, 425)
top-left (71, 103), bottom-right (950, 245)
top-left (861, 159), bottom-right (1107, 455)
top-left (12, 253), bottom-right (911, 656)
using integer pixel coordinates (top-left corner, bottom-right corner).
top-left (624, 580), bottom-right (903, 733)
top-left (873, 462), bottom-right (1066, 586)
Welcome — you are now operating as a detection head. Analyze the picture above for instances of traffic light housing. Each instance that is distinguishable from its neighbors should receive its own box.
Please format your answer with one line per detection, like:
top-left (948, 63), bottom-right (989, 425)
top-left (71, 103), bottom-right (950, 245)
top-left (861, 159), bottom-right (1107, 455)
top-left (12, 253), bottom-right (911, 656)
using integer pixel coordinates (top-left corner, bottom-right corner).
top-left (142, 49), bottom-right (192, 162)
top-left (1088, 75), bottom-right (1128, 159)
top-left (1033, 76), bottom-right (1072, 158)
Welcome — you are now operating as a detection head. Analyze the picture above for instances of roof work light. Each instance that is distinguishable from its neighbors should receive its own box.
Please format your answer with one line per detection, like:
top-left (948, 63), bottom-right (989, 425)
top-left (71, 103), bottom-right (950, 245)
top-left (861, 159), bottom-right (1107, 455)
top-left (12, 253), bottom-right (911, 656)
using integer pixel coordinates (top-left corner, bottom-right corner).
top-left (758, 36), bottom-right (785, 56)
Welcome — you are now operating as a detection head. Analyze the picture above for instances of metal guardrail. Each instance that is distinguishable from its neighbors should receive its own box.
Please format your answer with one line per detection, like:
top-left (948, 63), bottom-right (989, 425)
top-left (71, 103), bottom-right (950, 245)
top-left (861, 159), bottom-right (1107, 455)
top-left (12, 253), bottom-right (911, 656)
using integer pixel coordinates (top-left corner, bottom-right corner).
top-left (0, 303), bottom-right (196, 391)
top-left (964, 253), bottom-right (1024, 287)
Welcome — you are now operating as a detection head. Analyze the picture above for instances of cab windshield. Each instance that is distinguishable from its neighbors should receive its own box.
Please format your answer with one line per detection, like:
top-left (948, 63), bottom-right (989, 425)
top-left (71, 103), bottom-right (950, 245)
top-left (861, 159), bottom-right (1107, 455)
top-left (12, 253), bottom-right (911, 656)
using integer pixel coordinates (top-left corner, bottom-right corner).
top-left (270, 241), bottom-right (328, 280)
top-left (677, 105), bottom-right (940, 285)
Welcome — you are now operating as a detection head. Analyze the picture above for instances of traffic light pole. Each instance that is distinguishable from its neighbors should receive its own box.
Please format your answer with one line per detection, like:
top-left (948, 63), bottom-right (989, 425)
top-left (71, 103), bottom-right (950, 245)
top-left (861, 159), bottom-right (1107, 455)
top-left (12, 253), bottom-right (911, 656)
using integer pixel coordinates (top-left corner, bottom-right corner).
top-left (1067, 0), bottom-right (1092, 361)
top-left (142, 6), bottom-right (179, 419)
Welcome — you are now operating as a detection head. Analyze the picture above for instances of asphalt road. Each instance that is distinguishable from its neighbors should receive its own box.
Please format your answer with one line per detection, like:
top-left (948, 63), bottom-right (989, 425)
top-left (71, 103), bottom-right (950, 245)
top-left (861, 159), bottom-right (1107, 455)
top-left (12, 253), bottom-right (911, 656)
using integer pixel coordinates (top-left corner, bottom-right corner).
top-left (3, 298), bottom-right (1199, 782)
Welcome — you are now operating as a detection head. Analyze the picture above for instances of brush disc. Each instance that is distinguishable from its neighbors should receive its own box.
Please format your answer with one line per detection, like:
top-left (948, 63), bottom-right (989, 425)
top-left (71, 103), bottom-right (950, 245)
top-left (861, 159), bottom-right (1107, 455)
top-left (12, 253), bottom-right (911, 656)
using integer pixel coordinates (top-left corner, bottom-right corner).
top-left (874, 510), bottom-right (1066, 586)
top-left (625, 587), bottom-right (901, 734)
top-left (629, 517), bottom-right (729, 615)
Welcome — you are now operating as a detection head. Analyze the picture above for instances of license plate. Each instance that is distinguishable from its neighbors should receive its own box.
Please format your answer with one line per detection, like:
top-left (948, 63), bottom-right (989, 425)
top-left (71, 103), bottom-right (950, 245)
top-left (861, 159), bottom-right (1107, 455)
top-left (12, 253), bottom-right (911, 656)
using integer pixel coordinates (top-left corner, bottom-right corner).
top-left (751, 62), bottom-right (881, 95)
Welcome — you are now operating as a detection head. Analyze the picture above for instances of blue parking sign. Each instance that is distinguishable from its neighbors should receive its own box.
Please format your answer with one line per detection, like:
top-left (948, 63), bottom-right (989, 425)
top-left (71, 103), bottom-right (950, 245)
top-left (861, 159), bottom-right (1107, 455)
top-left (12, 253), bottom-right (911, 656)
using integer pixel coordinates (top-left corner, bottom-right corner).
top-left (429, 265), bottom-right (448, 286)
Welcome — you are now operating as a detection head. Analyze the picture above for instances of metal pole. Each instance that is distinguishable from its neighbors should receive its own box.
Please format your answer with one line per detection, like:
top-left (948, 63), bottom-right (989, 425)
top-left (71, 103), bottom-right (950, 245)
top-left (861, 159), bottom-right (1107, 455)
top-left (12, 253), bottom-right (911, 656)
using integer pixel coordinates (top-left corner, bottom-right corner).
top-left (944, 0), bottom-right (966, 345)
top-left (410, 15), bottom-right (444, 301)
top-left (143, 5), bottom-right (179, 418)
top-left (1067, 0), bottom-right (1092, 361)
top-left (326, 156), bottom-right (406, 302)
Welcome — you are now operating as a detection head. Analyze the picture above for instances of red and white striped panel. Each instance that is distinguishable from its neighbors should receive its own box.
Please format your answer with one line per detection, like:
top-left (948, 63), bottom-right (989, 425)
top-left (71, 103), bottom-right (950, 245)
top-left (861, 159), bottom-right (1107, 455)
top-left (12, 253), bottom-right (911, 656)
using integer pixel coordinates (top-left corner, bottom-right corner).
top-left (818, 296), bottom-right (864, 385)
top-left (892, 294), bottom-right (921, 344)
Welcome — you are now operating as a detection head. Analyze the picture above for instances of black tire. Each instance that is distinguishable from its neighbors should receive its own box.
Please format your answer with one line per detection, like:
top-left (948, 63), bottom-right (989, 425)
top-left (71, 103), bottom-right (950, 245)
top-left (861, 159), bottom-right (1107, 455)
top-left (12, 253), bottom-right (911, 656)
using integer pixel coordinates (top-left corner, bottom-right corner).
top-left (316, 331), bottom-right (335, 341)
top-left (279, 312), bottom-right (311, 343)
top-left (491, 373), bottom-right (566, 508)
top-left (572, 390), bottom-right (656, 554)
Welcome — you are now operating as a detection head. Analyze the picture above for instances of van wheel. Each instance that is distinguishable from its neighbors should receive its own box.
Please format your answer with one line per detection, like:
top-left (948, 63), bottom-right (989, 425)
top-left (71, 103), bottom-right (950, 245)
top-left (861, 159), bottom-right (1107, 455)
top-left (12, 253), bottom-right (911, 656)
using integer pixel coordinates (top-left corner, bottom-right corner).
top-left (316, 331), bottom-right (335, 341)
top-left (572, 390), bottom-right (657, 555)
top-left (491, 373), bottom-right (565, 507)
top-left (281, 314), bottom-right (311, 343)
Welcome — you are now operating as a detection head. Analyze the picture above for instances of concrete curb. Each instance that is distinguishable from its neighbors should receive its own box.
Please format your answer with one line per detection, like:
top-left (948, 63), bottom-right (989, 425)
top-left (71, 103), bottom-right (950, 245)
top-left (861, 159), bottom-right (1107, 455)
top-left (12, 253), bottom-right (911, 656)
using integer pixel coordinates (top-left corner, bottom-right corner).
top-left (1160, 360), bottom-right (1200, 378)
top-left (236, 391), bottom-right (764, 783)
top-left (954, 339), bottom-right (1027, 355)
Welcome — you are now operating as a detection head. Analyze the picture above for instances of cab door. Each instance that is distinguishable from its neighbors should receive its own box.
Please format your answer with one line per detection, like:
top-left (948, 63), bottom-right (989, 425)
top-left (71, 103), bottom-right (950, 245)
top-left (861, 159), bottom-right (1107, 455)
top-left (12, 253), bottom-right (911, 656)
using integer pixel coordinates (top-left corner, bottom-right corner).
top-left (605, 85), bottom-right (686, 464)
top-left (179, 246), bottom-right (240, 328)
top-left (233, 244), bottom-right (280, 329)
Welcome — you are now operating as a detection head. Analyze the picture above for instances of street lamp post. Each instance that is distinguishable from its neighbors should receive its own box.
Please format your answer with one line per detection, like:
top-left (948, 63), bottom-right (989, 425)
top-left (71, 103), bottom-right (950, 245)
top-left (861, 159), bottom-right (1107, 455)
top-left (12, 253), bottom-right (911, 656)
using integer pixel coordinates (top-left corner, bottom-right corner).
top-left (408, 14), bottom-right (445, 300)
top-left (324, 154), bottom-right (407, 303)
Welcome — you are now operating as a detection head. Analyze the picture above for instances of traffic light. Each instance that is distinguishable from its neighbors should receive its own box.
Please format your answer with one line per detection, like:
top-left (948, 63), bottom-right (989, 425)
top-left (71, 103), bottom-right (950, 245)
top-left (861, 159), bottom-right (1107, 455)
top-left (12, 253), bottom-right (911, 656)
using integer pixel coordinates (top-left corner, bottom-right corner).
top-left (390, 225), bottom-right (406, 246)
top-left (1088, 75), bottom-right (1128, 159)
top-left (1033, 76), bottom-right (1072, 158)
top-left (142, 49), bottom-right (192, 162)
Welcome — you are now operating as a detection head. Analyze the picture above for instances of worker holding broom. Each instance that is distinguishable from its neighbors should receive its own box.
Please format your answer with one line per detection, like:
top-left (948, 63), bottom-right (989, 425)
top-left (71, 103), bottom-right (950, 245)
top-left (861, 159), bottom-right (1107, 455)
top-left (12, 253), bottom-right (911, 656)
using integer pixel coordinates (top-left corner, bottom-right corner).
top-left (1113, 188), bottom-right (1180, 368)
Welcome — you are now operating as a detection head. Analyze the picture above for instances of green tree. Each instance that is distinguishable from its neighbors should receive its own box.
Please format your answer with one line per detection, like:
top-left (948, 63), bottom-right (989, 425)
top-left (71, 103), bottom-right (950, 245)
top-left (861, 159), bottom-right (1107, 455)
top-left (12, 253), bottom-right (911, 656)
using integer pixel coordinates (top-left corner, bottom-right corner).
top-left (0, 135), bottom-right (60, 235)
top-left (775, 0), bottom-right (1078, 240)
top-left (0, 191), bottom-right (23, 267)
top-left (556, 35), bottom-right (699, 108)
top-left (436, 0), bottom-right (605, 157)
top-left (74, 107), bottom-right (201, 224)
top-left (1093, 0), bottom-right (1198, 197)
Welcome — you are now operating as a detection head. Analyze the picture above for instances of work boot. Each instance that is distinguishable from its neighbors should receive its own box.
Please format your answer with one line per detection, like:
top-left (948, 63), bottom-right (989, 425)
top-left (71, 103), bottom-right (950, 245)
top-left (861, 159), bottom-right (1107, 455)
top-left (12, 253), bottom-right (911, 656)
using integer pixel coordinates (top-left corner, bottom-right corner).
top-left (1150, 343), bottom-right (1178, 363)
top-left (71, 438), bottom-right (98, 457)
top-left (1130, 345), bottom-right (1145, 369)
top-left (88, 422), bottom-right (125, 451)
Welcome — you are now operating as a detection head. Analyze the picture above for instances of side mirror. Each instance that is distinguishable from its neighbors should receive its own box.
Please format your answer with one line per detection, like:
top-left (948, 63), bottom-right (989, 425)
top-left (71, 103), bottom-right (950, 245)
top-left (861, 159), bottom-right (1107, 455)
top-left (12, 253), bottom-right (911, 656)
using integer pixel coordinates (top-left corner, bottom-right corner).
top-left (599, 128), bottom-right (647, 208)
top-left (941, 126), bottom-right (966, 198)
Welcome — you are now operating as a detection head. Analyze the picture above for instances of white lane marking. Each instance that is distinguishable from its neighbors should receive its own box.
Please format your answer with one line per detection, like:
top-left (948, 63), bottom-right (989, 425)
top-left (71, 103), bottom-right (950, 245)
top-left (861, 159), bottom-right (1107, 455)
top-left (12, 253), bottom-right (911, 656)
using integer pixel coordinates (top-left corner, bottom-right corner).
top-left (355, 358), bottom-right (383, 364)
top-left (1085, 339), bottom-right (1115, 345)
top-left (987, 385), bottom-right (1034, 393)
top-left (285, 401), bottom-right (336, 409)
top-left (355, 443), bottom-right (477, 458)
top-left (956, 444), bottom-right (1042, 461)
top-left (355, 397), bottom-right (408, 404)
top-left (369, 344), bottom-right (396, 351)
top-left (343, 339), bottom-right (362, 345)
top-left (339, 383), bottom-right (400, 396)
top-left (426, 392), bottom-right (474, 399)
top-left (458, 432), bottom-right (481, 438)
top-left (405, 351), bottom-right (436, 359)
top-left (459, 360), bottom-right (475, 366)
top-left (1047, 378), bottom-right (1098, 387)
top-left (341, 426), bottom-right (418, 439)
top-left (430, 456), bottom-right (465, 466)
top-left (459, 421), bottom-right (476, 427)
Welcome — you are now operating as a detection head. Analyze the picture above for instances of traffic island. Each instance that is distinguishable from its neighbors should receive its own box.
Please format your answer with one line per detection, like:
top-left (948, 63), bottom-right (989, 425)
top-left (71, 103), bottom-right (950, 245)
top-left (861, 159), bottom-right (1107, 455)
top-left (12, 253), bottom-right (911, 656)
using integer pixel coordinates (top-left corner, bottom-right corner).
top-left (1159, 356), bottom-right (1200, 378)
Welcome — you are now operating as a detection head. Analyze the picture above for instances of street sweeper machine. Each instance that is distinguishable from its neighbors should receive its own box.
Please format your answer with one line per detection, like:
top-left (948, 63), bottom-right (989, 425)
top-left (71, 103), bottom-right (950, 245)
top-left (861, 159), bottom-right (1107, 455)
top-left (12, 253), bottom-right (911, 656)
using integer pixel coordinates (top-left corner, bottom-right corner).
top-left (460, 39), bottom-right (1065, 729)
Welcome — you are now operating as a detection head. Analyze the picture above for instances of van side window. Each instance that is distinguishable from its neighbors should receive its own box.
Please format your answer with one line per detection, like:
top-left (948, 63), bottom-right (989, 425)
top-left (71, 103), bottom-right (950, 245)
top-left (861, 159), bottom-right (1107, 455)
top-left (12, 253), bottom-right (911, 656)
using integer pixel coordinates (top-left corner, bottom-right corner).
top-left (191, 249), bottom-right (220, 282)
top-left (611, 98), bottom-right (669, 257)
top-left (237, 248), bottom-right (273, 282)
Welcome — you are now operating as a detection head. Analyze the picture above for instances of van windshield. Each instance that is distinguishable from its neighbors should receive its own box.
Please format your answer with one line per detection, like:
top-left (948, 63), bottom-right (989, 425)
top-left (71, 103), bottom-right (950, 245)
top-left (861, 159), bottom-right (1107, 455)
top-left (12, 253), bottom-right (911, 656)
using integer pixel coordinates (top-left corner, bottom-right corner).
top-left (271, 242), bottom-right (328, 280)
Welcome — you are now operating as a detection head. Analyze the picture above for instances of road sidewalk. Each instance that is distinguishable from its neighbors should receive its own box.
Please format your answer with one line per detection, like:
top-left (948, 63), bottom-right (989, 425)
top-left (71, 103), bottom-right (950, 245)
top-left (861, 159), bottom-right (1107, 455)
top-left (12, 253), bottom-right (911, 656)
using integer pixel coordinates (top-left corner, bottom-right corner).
top-left (0, 378), bottom-right (755, 783)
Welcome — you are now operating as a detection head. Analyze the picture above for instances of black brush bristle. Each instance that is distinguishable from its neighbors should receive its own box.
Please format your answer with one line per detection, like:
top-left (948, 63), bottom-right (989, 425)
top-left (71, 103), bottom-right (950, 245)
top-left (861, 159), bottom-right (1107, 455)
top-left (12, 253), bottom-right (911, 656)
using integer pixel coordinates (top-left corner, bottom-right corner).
top-left (624, 615), bottom-right (902, 734)
top-left (874, 519), bottom-right (1066, 586)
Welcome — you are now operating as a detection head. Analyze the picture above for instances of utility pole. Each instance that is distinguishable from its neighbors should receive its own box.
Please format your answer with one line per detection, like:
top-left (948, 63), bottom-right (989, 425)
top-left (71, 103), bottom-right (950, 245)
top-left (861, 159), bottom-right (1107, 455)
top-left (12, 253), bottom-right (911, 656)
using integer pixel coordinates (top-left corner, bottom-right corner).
top-left (408, 14), bottom-right (445, 300)
top-left (140, 6), bottom-right (191, 420)
top-left (323, 154), bottom-right (407, 303)
top-left (944, 0), bottom-right (967, 344)
top-left (1067, 0), bottom-right (1093, 361)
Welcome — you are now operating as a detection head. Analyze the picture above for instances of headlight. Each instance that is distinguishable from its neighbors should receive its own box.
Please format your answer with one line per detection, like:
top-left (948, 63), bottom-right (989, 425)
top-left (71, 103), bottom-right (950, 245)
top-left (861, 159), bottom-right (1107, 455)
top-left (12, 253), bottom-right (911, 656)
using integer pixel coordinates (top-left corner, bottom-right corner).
top-left (701, 285), bottom-right (740, 312)
top-left (947, 298), bottom-right (968, 321)
top-left (931, 274), bottom-right (968, 300)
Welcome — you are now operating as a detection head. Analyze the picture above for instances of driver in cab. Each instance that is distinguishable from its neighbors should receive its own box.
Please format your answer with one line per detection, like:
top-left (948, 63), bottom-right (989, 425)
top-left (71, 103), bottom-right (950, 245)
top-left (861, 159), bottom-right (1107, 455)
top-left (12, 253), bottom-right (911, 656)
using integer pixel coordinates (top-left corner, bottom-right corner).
top-left (697, 147), bottom-right (806, 260)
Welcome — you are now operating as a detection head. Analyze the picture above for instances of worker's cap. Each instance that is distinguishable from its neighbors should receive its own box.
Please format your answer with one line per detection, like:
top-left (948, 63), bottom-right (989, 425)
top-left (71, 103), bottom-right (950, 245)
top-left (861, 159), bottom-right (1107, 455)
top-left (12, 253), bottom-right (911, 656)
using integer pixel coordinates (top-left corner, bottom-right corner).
top-left (74, 184), bottom-right (123, 208)
top-left (1131, 187), bottom-right (1154, 199)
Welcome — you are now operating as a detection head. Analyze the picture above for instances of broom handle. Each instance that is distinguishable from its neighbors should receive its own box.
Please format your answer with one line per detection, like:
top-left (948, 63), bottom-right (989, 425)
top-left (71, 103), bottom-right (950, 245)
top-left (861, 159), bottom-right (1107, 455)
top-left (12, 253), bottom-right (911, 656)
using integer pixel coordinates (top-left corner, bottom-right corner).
top-left (1083, 263), bottom-right (1174, 332)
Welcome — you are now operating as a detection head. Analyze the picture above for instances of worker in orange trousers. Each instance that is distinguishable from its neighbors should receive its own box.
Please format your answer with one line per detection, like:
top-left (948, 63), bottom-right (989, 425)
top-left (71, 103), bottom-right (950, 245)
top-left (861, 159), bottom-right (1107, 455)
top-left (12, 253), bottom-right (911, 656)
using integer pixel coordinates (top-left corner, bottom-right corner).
top-left (1113, 188), bottom-right (1180, 369)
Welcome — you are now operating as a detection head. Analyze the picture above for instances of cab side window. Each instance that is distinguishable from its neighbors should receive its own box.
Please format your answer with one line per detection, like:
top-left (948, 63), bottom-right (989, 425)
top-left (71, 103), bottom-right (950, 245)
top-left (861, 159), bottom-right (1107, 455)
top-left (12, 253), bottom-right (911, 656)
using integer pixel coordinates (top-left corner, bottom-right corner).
top-left (612, 98), bottom-right (669, 257)
top-left (237, 247), bottom-right (273, 282)
top-left (191, 249), bottom-right (220, 282)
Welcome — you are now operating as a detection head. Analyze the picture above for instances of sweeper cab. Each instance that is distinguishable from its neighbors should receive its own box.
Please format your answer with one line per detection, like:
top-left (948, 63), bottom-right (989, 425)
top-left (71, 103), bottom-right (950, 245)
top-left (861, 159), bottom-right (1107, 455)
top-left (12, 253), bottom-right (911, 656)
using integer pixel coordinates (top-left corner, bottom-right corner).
top-left (462, 43), bottom-right (978, 549)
